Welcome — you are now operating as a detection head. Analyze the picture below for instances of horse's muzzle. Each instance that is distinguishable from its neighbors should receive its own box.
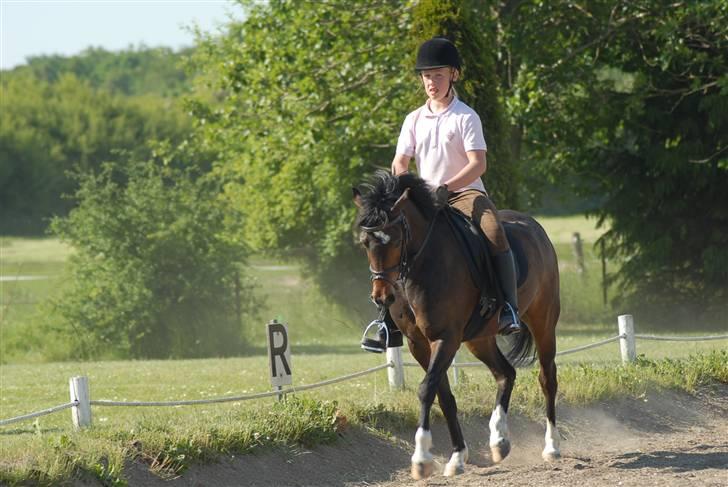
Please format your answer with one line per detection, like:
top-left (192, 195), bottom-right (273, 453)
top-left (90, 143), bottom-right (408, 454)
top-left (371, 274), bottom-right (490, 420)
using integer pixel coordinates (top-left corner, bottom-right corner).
top-left (371, 280), bottom-right (396, 308)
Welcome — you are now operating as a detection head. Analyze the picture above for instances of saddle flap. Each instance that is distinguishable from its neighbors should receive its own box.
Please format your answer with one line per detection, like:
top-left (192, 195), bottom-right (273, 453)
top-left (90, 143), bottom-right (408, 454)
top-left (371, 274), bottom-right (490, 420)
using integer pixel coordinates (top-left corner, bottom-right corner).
top-left (443, 208), bottom-right (530, 341)
top-left (442, 207), bottom-right (499, 315)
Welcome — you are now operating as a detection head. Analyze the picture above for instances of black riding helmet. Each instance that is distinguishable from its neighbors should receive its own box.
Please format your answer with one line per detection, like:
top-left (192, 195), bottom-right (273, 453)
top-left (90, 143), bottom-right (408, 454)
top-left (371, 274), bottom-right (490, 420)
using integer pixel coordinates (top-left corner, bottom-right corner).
top-left (415, 37), bottom-right (461, 72)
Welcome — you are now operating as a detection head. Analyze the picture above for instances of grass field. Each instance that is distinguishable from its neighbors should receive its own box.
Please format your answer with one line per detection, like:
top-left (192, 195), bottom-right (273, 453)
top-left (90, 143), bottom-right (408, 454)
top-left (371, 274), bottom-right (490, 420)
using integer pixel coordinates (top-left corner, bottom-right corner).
top-left (1, 351), bottom-right (726, 485)
top-left (1, 216), bottom-right (727, 485)
top-left (2, 214), bottom-right (726, 366)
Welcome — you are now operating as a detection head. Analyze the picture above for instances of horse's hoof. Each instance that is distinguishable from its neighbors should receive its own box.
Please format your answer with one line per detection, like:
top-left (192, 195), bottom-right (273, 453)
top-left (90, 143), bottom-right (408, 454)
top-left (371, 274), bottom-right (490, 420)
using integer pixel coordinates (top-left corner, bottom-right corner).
top-left (443, 462), bottom-right (465, 477)
top-left (444, 446), bottom-right (468, 476)
top-left (411, 461), bottom-right (434, 480)
top-left (490, 439), bottom-right (511, 463)
top-left (542, 447), bottom-right (561, 462)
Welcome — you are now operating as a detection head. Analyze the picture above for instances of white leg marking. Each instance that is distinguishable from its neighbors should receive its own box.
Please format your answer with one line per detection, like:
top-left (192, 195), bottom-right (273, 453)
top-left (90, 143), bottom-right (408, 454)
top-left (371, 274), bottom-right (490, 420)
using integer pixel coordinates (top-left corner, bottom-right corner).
top-left (489, 405), bottom-right (509, 447)
top-left (411, 427), bottom-right (433, 464)
top-left (443, 444), bottom-right (468, 476)
top-left (411, 427), bottom-right (435, 479)
top-left (489, 404), bottom-right (511, 462)
top-left (542, 419), bottom-right (561, 461)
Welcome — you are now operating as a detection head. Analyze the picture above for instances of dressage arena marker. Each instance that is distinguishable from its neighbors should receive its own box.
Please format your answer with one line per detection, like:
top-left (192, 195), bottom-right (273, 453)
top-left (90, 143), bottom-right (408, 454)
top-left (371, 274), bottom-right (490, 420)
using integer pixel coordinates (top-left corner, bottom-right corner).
top-left (267, 319), bottom-right (292, 399)
top-left (2, 314), bottom-right (726, 429)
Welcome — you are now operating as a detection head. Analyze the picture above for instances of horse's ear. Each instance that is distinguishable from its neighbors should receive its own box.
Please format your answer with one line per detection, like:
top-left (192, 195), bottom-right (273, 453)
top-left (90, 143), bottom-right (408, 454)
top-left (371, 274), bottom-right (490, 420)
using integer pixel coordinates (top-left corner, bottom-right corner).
top-left (391, 188), bottom-right (410, 213)
top-left (352, 187), bottom-right (363, 208)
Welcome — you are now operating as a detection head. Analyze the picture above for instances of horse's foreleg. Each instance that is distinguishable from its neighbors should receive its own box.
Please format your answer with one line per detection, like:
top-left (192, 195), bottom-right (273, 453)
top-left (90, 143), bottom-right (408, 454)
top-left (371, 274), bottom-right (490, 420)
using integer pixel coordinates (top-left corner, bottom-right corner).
top-left (437, 375), bottom-right (468, 476)
top-left (411, 337), bottom-right (459, 480)
top-left (465, 336), bottom-right (515, 463)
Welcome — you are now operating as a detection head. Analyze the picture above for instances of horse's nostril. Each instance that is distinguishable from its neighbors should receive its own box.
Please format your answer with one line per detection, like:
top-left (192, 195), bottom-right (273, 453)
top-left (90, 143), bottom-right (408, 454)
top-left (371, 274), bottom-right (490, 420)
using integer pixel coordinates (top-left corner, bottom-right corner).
top-left (373, 293), bottom-right (394, 308)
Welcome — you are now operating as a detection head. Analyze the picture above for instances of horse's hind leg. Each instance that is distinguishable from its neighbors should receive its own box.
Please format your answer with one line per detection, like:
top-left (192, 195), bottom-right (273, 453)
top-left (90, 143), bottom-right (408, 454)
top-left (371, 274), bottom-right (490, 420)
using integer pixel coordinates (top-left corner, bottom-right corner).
top-left (465, 335), bottom-right (516, 463)
top-left (529, 310), bottom-right (561, 461)
top-left (408, 335), bottom-right (463, 479)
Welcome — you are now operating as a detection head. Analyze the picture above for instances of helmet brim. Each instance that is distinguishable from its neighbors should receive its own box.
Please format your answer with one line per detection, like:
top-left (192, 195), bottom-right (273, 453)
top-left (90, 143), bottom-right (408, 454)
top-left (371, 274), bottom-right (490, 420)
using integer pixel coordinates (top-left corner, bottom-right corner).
top-left (414, 64), bottom-right (455, 72)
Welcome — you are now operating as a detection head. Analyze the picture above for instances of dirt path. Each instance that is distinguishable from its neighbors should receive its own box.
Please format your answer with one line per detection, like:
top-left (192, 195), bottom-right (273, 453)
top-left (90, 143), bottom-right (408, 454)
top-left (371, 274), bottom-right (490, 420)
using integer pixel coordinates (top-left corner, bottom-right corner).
top-left (124, 386), bottom-right (728, 486)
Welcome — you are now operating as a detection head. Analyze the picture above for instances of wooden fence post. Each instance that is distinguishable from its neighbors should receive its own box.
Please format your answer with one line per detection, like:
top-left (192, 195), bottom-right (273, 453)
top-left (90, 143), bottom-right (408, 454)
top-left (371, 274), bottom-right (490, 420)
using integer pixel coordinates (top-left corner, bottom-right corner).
top-left (572, 232), bottom-right (585, 275)
top-left (69, 376), bottom-right (91, 429)
top-left (618, 314), bottom-right (637, 364)
top-left (234, 270), bottom-right (242, 326)
top-left (601, 239), bottom-right (608, 306)
top-left (387, 346), bottom-right (405, 390)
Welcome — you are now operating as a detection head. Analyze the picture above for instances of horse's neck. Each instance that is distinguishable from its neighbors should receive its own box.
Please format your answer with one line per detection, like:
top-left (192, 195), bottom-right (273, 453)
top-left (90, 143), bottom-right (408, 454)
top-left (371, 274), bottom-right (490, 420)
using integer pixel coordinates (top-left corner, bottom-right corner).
top-left (403, 201), bottom-right (453, 276)
top-left (403, 201), bottom-right (431, 254)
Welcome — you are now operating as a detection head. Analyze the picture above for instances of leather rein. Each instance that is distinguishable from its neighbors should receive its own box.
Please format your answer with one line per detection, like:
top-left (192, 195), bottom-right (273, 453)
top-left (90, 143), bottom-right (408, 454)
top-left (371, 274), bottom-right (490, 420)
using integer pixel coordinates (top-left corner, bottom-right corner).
top-left (361, 208), bottom-right (440, 287)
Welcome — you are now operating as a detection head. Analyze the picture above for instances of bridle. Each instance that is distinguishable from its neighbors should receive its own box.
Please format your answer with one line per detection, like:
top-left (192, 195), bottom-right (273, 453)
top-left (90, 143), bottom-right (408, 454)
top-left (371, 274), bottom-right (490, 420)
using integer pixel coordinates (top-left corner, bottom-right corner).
top-left (360, 207), bottom-right (440, 287)
top-left (361, 212), bottom-right (409, 287)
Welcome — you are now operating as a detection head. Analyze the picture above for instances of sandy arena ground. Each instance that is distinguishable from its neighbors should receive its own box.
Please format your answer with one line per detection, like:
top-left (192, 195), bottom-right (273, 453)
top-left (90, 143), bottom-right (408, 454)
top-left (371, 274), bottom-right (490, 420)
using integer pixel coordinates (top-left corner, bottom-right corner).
top-left (113, 385), bottom-right (727, 487)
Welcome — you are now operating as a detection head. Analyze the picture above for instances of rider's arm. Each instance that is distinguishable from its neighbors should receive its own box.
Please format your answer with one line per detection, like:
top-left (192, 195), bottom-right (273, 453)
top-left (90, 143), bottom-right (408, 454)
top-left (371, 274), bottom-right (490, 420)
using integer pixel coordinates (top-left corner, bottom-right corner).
top-left (443, 150), bottom-right (486, 191)
top-left (391, 154), bottom-right (411, 175)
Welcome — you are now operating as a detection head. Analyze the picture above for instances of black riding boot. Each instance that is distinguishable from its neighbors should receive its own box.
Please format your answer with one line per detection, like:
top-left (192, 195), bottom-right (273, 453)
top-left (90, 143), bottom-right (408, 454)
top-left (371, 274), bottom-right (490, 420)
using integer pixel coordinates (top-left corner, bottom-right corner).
top-left (494, 249), bottom-right (524, 335)
top-left (361, 308), bottom-right (403, 353)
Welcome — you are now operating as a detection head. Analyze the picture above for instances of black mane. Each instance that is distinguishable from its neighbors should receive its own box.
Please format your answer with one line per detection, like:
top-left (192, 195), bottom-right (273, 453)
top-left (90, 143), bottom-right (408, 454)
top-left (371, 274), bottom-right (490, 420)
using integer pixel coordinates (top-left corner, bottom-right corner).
top-left (356, 170), bottom-right (439, 228)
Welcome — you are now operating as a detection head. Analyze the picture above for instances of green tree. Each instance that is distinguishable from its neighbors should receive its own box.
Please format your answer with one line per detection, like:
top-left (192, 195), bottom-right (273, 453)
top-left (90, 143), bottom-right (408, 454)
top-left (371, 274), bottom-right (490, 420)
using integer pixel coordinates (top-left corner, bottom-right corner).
top-left (48, 152), bottom-right (256, 359)
top-left (188, 0), bottom-right (522, 290)
top-left (0, 72), bottom-right (190, 233)
top-left (188, 0), bottom-right (414, 280)
top-left (501, 0), bottom-right (728, 319)
top-left (16, 46), bottom-right (190, 97)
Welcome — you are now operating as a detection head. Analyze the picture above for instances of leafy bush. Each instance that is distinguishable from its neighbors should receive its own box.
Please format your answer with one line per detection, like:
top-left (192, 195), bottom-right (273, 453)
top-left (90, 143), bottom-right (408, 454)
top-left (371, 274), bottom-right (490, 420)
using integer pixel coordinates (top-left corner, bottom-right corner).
top-left (48, 154), bottom-right (257, 359)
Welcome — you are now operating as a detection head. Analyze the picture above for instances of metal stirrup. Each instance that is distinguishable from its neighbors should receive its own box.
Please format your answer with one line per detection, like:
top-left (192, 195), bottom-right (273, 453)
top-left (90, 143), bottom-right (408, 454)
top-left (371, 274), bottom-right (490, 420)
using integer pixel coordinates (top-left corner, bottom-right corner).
top-left (362, 319), bottom-right (389, 346)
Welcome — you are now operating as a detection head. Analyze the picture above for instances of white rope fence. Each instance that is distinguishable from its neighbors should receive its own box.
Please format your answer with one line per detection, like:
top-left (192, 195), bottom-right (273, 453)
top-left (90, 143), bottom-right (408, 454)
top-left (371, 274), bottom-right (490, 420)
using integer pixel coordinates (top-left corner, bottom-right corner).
top-left (554, 334), bottom-right (625, 356)
top-left (407, 334), bottom-right (629, 369)
top-left (2, 314), bottom-right (725, 430)
top-left (0, 401), bottom-right (78, 427)
top-left (403, 314), bottom-right (728, 386)
top-left (0, 363), bottom-right (392, 429)
top-left (90, 363), bottom-right (392, 407)
top-left (634, 334), bottom-right (728, 341)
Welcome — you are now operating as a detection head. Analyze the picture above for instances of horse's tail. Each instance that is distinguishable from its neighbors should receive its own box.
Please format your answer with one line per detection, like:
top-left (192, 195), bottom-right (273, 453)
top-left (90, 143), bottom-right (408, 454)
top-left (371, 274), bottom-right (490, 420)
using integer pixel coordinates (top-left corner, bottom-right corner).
top-left (499, 324), bottom-right (536, 367)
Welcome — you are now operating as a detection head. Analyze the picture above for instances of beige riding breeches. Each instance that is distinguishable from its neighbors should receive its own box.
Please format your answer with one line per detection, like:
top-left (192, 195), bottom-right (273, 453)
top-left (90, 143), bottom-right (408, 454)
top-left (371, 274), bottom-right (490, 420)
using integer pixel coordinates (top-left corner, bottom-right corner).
top-left (448, 189), bottom-right (510, 254)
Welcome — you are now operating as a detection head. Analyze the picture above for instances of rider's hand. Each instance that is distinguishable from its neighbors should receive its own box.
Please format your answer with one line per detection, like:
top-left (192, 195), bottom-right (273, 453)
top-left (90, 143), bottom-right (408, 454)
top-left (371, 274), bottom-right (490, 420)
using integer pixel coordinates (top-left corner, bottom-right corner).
top-left (434, 184), bottom-right (450, 207)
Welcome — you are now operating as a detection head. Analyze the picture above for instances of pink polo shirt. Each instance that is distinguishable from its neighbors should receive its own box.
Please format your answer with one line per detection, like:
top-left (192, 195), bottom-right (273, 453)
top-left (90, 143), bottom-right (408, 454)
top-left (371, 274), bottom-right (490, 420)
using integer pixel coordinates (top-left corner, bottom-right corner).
top-left (395, 97), bottom-right (487, 193)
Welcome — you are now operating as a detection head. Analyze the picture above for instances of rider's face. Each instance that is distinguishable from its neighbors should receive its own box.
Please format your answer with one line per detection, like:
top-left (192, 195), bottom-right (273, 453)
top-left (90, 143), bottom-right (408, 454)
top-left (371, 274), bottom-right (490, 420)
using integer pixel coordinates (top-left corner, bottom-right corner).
top-left (420, 67), bottom-right (458, 102)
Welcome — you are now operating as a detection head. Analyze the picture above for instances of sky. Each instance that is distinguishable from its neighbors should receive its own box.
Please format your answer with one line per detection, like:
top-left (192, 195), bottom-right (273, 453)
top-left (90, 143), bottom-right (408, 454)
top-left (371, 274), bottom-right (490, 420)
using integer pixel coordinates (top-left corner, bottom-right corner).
top-left (0, 0), bottom-right (240, 70)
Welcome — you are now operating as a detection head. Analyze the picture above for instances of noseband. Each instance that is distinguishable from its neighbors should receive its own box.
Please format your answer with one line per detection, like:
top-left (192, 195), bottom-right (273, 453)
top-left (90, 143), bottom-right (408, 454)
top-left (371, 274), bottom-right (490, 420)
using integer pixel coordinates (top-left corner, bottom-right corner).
top-left (361, 208), bottom-right (440, 287)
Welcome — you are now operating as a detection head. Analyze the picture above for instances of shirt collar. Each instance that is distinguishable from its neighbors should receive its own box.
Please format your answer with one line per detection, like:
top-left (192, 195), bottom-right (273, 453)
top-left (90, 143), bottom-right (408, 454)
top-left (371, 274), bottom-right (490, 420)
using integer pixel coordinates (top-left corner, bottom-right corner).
top-left (423, 96), bottom-right (458, 118)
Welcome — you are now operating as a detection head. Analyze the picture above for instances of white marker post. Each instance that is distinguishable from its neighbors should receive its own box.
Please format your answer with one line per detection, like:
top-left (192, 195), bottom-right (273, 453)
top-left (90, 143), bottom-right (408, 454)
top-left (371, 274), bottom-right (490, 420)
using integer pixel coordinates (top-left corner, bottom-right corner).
top-left (387, 346), bottom-right (405, 390)
top-left (69, 376), bottom-right (91, 429)
top-left (618, 314), bottom-right (637, 364)
top-left (267, 320), bottom-right (292, 400)
top-left (451, 351), bottom-right (459, 387)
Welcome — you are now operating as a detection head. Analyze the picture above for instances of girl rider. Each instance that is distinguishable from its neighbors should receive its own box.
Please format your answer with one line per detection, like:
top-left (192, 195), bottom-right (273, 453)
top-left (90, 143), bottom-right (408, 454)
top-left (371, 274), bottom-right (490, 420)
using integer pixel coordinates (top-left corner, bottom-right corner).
top-left (362, 37), bottom-right (523, 353)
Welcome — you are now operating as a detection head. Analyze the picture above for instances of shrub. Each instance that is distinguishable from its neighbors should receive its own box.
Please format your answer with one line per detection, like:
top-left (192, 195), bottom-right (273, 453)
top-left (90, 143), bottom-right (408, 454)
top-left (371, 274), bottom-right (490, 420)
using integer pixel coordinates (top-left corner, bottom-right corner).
top-left (48, 156), bottom-right (257, 359)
